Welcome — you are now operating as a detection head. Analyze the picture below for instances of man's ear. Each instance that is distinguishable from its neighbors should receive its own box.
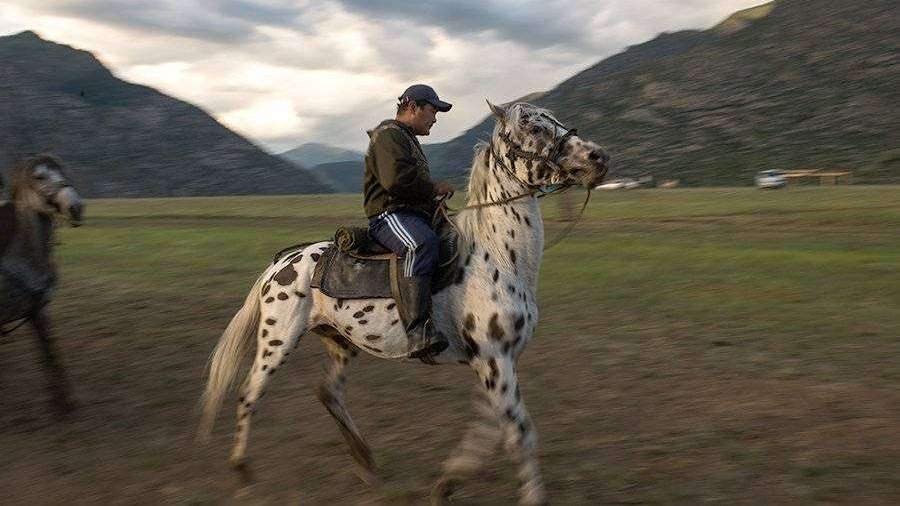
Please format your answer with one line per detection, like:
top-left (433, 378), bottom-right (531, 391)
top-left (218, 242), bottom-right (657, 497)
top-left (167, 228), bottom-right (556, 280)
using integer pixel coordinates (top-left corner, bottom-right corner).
top-left (486, 99), bottom-right (507, 120)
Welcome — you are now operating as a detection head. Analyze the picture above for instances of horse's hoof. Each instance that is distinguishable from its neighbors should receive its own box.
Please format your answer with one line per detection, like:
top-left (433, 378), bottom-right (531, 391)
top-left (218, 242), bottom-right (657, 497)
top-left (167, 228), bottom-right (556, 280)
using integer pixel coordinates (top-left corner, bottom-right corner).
top-left (519, 484), bottom-right (548, 505)
top-left (230, 457), bottom-right (254, 484)
top-left (430, 477), bottom-right (459, 505)
top-left (353, 462), bottom-right (381, 487)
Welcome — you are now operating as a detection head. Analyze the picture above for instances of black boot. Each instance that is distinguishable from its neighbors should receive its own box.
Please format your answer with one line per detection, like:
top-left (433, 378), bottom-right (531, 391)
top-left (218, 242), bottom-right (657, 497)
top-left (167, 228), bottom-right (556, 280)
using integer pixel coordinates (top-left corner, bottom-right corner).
top-left (397, 275), bottom-right (448, 359)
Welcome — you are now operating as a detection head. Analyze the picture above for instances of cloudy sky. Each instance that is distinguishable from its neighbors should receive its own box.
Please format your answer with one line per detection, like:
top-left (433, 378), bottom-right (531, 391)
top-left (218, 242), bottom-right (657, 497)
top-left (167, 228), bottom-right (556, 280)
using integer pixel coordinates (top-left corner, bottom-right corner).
top-left (1, 0), bottom-right (763, 153)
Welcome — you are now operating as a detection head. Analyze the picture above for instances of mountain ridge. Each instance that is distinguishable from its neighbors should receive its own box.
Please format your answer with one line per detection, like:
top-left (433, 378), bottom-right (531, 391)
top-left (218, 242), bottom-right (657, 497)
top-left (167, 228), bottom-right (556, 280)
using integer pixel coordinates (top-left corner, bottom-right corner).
top-left (0, 30), bottom-right (331, 197)
top-left (280, 142), bottom-right (364, 167)
top-left (425, 0), bottom-right (899, 185)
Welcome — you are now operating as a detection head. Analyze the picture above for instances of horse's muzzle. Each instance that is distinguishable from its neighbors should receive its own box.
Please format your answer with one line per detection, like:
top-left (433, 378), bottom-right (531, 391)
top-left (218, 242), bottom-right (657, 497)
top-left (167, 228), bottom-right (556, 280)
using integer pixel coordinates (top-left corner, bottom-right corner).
top-left (586, 163), bottom-right (610, 188)
top-left (69, 203), bottom-right (84, 227)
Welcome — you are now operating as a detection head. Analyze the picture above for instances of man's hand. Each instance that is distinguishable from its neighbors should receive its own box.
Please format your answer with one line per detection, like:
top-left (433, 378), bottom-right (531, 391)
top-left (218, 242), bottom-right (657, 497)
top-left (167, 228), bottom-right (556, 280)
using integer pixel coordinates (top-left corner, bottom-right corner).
top-left (434, 180), bottom-right (455, 196)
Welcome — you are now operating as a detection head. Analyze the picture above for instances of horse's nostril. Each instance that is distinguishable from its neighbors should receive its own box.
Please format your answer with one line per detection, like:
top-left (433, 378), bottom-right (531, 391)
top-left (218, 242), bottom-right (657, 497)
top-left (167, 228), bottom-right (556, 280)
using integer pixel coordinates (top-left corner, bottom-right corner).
top-left (588, 151), bottom-right (601, 161)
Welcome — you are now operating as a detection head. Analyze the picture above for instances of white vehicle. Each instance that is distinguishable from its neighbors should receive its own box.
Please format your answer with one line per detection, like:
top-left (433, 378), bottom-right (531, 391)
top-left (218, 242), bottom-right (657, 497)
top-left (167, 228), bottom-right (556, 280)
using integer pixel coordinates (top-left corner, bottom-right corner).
top-left (596, 177), bottom-right (641, 190)
top-left (755, 170), bottom-right (786, 189)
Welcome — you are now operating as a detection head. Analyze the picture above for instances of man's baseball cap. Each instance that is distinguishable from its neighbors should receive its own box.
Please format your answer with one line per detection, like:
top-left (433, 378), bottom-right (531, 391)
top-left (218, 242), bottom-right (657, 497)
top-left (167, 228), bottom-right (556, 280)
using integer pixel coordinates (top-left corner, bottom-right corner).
top-left (399, 84), bottom-right (452, 112)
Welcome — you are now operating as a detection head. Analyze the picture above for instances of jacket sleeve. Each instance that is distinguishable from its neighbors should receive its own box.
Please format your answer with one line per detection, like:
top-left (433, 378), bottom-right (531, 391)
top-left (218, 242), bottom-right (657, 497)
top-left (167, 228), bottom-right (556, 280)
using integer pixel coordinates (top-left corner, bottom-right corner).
top-left (372, 128), bottom-right (435, 202)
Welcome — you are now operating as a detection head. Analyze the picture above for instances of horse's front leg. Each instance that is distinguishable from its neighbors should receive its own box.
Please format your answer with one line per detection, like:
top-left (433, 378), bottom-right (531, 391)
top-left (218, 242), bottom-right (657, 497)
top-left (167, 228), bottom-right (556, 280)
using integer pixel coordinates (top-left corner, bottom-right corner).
top-left (31, 307), bottom-right (75, 417)
top-left (491, 358), bottom-right (546, 505)
top-left (433, 354), bottom-right (545, 506)
top-left (431, 384), bottom-right (503, 503)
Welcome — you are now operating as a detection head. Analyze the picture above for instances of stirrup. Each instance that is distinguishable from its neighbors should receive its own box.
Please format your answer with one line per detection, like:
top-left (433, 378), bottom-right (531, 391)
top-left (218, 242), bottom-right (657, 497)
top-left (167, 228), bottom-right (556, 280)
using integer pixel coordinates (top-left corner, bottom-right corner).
top-left (407, 320), bottom-right (449, 361)
top-left (409, 339), bottom-right (449, 365)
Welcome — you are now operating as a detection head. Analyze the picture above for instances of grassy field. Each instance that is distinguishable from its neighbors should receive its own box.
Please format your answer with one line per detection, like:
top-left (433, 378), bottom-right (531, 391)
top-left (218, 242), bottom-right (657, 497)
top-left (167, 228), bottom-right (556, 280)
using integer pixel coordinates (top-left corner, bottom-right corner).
top-left (1, 186), bottom-right (898, 504)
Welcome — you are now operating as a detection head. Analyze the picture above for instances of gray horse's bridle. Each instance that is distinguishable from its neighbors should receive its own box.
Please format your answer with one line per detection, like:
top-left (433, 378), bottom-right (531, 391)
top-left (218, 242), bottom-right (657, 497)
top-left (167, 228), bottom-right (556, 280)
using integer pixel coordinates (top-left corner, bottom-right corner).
top-left (32, 169), bottom-right (73, 211)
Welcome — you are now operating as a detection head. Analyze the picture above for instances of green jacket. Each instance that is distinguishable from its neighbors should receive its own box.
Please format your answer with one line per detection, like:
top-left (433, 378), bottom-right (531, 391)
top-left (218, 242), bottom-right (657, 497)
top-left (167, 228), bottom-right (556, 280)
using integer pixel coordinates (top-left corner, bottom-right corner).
top-left (363, 120), bottom-right (436, 219)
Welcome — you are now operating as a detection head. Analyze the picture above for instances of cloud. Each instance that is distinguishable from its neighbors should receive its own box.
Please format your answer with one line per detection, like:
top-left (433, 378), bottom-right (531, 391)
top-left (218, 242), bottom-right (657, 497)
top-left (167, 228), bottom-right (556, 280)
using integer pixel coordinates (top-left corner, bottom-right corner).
top-left (3, 0), bottom-right (769, 151)
top-left (336, 0), bottom-right (596, 51)
top-left (334, 0), bottom-right (764, 53)
top-left (18, 0), bottom-right (312, 42)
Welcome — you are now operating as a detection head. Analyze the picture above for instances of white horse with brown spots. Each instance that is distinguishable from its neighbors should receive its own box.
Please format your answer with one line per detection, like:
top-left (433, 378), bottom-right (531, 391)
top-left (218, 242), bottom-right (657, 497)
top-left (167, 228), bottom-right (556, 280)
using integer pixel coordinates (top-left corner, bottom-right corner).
top-left (200, 101), bottom-right (609, 505)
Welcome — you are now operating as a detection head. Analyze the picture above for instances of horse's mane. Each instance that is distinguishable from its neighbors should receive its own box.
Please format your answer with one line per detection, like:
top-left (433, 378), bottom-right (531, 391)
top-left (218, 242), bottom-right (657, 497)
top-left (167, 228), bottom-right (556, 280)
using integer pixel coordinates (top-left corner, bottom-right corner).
top-left (456, 145), bottom-right (515, 273)
top-left (9, 154), bottom-right (66, 201)
top-left (455, 102), bottom-right (551, 273)
top-left (464, 102), bottom-right (552, 199)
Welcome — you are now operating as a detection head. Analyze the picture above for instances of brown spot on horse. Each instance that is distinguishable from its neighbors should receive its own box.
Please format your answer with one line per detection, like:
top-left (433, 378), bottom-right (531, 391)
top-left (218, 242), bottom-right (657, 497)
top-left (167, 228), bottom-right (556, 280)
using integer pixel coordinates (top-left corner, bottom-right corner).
top-left (273, 264), bottom-right (298, 286)
top-left (488, 313), bottom-right (505, 341)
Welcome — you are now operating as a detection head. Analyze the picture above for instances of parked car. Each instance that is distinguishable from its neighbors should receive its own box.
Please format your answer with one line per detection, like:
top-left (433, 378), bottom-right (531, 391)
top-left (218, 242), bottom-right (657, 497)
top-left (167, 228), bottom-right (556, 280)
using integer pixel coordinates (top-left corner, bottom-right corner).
top-left (755, 170), bottom-right (786, 189)
top-left (597, 177), bottom-right (641, 190)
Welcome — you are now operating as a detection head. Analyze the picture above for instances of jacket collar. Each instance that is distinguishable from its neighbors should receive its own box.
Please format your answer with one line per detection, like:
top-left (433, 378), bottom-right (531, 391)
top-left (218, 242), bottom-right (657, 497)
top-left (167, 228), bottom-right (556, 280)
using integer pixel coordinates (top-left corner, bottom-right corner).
top-left (368, 119), bottom-right (419, 140)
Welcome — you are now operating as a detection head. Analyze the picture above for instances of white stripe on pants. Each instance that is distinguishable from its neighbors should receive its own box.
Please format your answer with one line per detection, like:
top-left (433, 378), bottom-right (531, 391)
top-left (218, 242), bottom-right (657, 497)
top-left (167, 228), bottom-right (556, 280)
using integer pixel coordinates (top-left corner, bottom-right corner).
top-left (384, 213), bottom-right (418, 276)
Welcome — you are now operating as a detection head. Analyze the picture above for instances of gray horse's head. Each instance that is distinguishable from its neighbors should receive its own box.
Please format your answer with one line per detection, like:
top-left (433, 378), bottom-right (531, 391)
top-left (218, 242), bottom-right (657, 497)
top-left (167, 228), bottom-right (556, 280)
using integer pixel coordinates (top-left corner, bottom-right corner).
top-left (487, 101), bottom-right (610, 189)
top-left (10, 154), bottom-right (84, 227)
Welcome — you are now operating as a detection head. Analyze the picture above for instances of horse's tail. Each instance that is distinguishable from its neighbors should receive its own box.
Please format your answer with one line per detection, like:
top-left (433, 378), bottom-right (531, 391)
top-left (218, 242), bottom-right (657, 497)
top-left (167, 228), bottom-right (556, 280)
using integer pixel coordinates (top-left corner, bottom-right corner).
top-left (198, 272), bottom-right (265, 441)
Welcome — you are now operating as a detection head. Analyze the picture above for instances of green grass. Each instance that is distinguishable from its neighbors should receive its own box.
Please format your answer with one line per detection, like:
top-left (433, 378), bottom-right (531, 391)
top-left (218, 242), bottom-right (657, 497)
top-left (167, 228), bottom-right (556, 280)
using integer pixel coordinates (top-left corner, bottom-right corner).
top-left (5, 185), bottom-right (898, 504)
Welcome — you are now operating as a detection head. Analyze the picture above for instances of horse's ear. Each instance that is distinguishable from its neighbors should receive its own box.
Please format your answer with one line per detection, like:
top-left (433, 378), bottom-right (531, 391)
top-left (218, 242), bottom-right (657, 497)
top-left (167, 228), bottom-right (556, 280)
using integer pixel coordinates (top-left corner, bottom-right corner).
top-left (486, 99), bottom-right (507, 120)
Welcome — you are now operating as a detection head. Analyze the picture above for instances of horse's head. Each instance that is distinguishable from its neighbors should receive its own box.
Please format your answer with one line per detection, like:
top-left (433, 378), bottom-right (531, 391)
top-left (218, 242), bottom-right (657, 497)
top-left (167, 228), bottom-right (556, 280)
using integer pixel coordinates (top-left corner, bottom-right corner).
top-left (487, 101), bottom-right (610, 189)
top-left (10, 154), bottom-right (84, 227)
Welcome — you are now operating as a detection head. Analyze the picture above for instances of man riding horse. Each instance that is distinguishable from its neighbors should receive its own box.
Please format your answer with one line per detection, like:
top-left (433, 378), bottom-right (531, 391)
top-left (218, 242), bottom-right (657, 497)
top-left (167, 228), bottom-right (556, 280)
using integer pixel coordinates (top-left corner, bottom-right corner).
top-left (363, 84), bottom-right (455, 359)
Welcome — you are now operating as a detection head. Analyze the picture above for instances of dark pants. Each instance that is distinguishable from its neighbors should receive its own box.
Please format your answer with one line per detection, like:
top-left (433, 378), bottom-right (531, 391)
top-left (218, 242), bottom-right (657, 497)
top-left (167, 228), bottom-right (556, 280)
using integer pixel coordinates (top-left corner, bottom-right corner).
top-left (369, 210), bottom-right (438, 278)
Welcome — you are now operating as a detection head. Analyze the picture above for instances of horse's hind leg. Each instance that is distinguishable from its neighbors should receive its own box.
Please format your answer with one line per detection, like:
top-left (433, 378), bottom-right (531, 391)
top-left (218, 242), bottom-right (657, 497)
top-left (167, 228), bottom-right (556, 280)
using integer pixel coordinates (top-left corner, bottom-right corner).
top-left (316, 335), bottom-right (378, 485)
top-left (31, 308), bottom-right (75, 418)
top-left (229, 298), bottom-right (309, 477)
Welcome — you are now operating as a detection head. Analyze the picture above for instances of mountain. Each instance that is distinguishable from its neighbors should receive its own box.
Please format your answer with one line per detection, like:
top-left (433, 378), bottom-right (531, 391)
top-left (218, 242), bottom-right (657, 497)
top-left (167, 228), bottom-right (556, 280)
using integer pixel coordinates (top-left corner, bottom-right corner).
top-left (425, 0), bottom-right (900, 185)
top-left (308, 160), bottom-right (364, 193)
top-left (280, 142), bottom-right (364, 167)
top-left (279, 143), bottom-right (365, 193)
top-left (0, 31), bottom-right (331, 197)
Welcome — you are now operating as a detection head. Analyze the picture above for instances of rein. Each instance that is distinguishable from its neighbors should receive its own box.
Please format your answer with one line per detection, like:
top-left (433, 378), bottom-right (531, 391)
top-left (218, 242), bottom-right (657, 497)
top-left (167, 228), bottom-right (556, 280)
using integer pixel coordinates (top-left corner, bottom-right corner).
top-left (437, 119), bottom-right (591, 252)
top-left (446, 124), bottom-right (576, 212)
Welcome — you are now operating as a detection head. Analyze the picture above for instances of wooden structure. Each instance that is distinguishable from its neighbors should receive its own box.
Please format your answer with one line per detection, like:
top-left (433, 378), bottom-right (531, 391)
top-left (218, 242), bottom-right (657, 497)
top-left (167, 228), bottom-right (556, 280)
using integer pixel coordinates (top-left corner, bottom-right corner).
top-left (783, 169), bottom-right (852, 186)
top-left (659, 179), bottom-right (680, 188)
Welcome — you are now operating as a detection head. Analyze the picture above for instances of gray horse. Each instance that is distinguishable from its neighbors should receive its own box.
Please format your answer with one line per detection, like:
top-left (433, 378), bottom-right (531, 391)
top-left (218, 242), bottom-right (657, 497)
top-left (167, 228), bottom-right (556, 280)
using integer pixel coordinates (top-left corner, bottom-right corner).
top-left (1, 154), bottom-right (84, 417)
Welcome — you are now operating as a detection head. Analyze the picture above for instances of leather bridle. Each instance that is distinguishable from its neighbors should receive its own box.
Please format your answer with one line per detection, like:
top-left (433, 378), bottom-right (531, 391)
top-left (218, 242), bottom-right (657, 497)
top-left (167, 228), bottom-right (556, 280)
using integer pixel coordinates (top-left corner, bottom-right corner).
top-left (488, 113), bottom-right (579, 188)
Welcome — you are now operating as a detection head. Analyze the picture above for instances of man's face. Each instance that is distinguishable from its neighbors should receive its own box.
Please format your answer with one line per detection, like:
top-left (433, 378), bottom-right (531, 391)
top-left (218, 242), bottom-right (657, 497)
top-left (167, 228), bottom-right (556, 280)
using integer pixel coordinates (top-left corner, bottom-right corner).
top-left (411, 103), bottom-right (439, 135)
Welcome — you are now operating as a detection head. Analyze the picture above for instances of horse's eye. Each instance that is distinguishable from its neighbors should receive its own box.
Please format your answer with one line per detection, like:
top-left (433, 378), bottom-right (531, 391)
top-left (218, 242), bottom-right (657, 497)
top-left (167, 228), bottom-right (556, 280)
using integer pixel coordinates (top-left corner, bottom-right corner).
top-left (34, 174), bottom-right (47, 180)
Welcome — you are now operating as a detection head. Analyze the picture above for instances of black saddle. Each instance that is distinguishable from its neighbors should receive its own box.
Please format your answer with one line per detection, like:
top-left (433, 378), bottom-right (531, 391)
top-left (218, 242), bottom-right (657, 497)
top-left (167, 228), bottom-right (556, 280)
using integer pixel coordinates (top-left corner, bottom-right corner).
top-left (308, 224), bottom-right (459, 300)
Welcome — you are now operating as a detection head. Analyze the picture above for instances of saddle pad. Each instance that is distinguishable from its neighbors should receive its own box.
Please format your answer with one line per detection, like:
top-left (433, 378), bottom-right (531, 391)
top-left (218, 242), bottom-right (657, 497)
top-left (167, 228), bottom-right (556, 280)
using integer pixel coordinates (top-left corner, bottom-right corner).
top-left (310, 245), bottom-right (396, 299)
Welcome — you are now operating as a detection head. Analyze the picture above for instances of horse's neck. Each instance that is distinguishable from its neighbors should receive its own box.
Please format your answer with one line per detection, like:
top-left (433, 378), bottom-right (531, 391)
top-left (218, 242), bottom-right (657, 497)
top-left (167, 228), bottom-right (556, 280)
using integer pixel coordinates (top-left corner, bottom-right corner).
top-left (459, 148), bottom-right (544, 289)
top-left (4, 203), bottom-right (53, 272)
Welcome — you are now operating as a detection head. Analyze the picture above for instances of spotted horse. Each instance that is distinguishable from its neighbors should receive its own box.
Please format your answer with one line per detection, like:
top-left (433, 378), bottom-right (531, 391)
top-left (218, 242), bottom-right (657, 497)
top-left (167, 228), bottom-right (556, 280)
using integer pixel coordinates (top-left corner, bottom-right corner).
top-left (199, 101), bottom-right (610, 505)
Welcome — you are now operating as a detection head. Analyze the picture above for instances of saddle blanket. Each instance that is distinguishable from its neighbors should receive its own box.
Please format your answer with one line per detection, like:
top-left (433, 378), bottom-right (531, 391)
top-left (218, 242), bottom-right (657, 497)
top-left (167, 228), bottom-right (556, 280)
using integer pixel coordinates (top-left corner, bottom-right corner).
top-left (310, 245), bottom-right (397, 300)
